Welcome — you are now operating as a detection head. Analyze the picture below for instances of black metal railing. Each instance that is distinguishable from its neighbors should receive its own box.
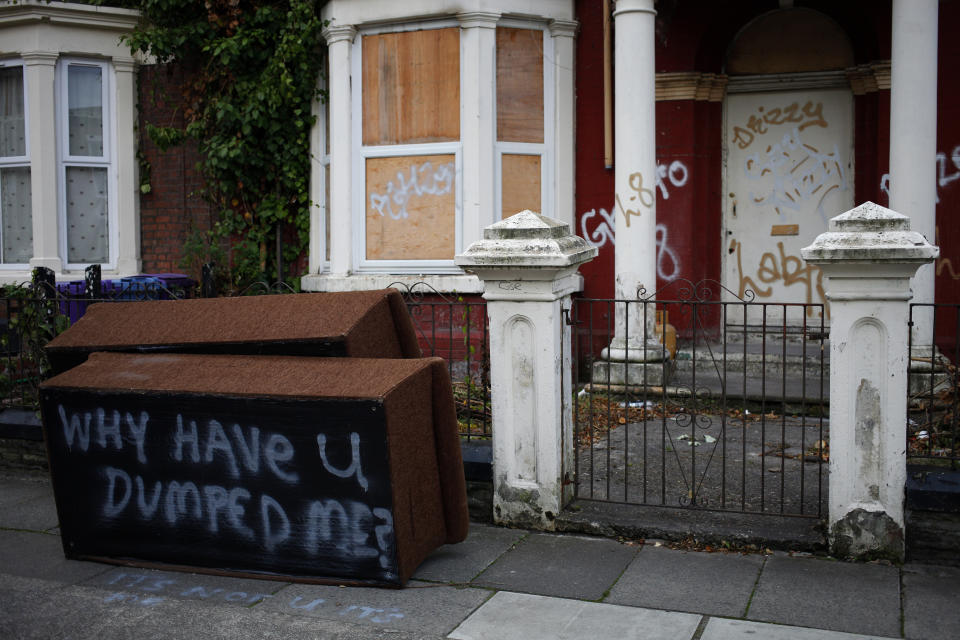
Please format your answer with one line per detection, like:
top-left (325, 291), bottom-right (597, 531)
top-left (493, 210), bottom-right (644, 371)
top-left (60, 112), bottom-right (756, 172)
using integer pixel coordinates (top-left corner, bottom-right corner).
top-left (0, 267), bottom-right (196, 412)
top-left (566, 279), bottom-right (827, 517)
top-left (392, 283), bottom-right (491, 441)
top-left (908, 303), bottom-right (960, 466)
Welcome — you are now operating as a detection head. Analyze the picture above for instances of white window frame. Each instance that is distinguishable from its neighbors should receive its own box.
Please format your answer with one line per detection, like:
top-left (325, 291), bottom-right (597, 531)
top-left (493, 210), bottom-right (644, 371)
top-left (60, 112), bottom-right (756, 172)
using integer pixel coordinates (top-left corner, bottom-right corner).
top-left (56, 57), bottom-right (118, 270)
top-left (0, 59), bottom-right (31, 269)
top-left (352, 19), bottom-right (465, 275)
top-left (494, 19), bottom-right (554, 222)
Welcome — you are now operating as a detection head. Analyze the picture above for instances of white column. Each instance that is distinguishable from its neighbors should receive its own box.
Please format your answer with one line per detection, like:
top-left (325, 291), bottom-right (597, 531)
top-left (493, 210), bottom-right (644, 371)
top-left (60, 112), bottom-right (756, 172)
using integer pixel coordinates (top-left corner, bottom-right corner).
top-left (610, 0), bottom-right (658, 357)
top-left (550, 19), bottom-right (578, 230)
top-left (889, 0), bottom-right (938, 344)
top-left (114, 57), bottom-right (141, 275)
top-left (803, 202), bottom-right (938, 562)
top-left (322, 24), bottom-right (356, 276)
top-left (23, 51), bottom-right (62, 273)
top-left (308, 66), bottom-right (327, 275)
top-left (456, 211), bottom-right (596, 529)
top-left (458, 12), bottom-right (499, 247)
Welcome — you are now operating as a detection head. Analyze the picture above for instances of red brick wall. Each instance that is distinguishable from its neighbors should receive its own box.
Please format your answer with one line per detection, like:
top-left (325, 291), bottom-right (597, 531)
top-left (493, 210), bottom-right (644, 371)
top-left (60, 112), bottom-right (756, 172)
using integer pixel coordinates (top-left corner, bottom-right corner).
top-left (137, 64), bottom-right (215, 277)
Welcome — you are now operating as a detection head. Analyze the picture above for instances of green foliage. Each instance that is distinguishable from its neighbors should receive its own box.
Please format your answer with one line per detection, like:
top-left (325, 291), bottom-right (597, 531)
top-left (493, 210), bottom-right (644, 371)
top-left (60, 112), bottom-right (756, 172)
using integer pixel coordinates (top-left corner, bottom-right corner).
top-left (0, 285), bottom-right (70, 409)
top-left (125, 0), bottom-right (327, 291)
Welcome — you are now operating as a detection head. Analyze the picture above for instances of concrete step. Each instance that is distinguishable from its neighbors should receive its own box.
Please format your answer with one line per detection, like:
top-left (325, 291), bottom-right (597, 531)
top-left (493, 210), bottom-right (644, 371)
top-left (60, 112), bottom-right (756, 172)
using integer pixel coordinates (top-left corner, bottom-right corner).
top-left (672, 339), bottom-right (828, 381)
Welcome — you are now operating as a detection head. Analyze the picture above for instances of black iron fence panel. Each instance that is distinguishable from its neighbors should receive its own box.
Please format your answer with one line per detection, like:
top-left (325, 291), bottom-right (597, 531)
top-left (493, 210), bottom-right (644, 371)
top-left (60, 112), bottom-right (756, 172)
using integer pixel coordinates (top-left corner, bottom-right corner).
top-left (1, 278), bottom-right (493, 442)
top-left (0, 275), bottom-right (196, 412)
top-left (908, 303), bottom-right (960, 465)
top-left (567, 280), bottom-right (827, 518)
top-left (391, 283), bottom-right (491, 441)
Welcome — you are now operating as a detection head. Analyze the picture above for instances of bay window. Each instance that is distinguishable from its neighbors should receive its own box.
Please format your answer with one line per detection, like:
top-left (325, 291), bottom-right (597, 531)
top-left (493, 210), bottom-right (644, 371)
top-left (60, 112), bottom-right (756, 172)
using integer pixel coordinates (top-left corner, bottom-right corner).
top-left (305, 1), bottom-right (576, 292)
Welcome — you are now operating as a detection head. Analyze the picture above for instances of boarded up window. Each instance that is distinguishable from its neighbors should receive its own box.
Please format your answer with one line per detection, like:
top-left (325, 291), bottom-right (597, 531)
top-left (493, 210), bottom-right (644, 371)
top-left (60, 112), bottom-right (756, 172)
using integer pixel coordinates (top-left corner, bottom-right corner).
top-left (497, 28), bottom-right (543, 143)
top-left (501, 154), bottom-right (541, 219)
top-left (362, 29), bottom-right (460, 146)
top-left (366, 155), bottom-right (456, 260)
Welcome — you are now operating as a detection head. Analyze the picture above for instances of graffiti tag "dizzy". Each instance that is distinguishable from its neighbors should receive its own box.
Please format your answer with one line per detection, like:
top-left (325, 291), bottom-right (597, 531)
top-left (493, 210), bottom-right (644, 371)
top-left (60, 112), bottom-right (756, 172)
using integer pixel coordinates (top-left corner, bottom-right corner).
top-left (369, 161), bottom-right (456, 220)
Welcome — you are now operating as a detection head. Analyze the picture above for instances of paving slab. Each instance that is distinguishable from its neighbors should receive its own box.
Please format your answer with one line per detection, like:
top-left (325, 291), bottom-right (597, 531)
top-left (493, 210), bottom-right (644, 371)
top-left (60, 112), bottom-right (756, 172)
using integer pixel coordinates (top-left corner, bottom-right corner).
top-left (747, 554), bottom-right (901, 637)
top-left (0, 530), bottom-right (109, 584)
top-left (471, 532), bottom-right (638, 601)
top-left (701, 618), bottom-right (899, 640)
top-left (0, 492), bottom-right (59, 531)
top-left (605, 544), bottom-right (764, 617)
top-left (0, 474), bottom-right (59, 531)
top-left (0, 580), bottom-right (424, 640)
top-left (902, 562), bottom-right (960, 640)
top-left (260, 580), bottom-right (490, 637)
top-left (82, 566), bottom-right (288, 607)
top-left (413, 523), bottom-right (528, 583)
top-left (448, 591), bottom-right (702, 640)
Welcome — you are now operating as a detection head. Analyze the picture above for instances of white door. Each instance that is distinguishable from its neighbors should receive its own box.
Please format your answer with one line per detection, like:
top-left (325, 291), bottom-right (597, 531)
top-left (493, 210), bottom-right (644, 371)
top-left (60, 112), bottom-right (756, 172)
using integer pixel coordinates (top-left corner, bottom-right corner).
top-left (722, 88), bottom-right (854, 326)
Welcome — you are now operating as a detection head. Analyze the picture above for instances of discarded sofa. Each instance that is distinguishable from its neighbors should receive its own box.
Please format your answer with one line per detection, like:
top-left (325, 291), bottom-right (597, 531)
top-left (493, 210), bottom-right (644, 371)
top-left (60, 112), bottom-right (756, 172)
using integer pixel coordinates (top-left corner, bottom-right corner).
top-left (44, 289), bottom-right (421, 375)
top-left (39, 352), bottom-right (468, 586)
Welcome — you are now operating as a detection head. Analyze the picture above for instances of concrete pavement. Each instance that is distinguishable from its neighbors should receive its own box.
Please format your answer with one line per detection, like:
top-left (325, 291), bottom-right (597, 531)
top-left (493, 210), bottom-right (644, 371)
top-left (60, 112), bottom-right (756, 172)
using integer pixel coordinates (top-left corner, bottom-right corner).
top-left (2, 468), bottom-right (958, 640)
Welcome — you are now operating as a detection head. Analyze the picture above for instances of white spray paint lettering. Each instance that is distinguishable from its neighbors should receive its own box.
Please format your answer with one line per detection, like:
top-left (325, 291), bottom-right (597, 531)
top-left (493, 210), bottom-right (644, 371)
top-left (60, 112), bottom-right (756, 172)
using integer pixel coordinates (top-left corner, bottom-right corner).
top-left (58, 405), bottom-right (149, 463)
top-left (742, 126), bottom-right (848, 223)
top-left (579, 207), bottom-right (681, 281)
top-left (370, 160), bottom-right (455, 220)
top-left (880, 145), bottom-right (960, 204)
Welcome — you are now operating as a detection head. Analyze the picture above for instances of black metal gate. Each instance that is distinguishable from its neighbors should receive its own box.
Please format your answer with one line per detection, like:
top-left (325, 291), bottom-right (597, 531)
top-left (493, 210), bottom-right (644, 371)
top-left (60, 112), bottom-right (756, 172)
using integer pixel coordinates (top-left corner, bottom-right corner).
top-left (565, 280), bottom-right (827, 517)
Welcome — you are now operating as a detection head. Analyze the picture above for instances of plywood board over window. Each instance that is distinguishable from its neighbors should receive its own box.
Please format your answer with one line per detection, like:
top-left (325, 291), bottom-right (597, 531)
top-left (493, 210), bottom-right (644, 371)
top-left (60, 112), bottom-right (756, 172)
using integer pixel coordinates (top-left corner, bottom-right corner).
top-left (366, 154), bottom-right (456, 260)
top-left (501, 154), bottom-right (541, 218)
top-left (497, 28), bottom-right (544, 143)
top-left (362, 28), bottom-right (460, 146)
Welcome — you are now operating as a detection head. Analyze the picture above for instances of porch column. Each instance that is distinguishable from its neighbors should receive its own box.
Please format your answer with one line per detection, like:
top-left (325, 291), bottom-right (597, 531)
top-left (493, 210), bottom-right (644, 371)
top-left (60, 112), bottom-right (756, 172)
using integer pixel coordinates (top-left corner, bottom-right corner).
top-left (455, 211), bottom-right (596, 529)
top-left (889, 0), bottom-right (938, 345)
top-left (802, 202), bottom-right (938, 561)
top-left (23, 51), bottom-right (62, 273)
top-left (321, 24), bottom-right (357, 276)
top-left (608, 0), bottom-right (663, 361)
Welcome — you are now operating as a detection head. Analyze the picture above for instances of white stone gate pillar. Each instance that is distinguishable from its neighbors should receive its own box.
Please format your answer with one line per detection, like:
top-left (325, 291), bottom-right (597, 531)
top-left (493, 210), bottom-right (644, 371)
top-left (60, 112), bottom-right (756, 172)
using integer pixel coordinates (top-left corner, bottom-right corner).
top-left (802, 202), bottom-right (937, 561)
top-left (455, 211), bottom-right (596, 529)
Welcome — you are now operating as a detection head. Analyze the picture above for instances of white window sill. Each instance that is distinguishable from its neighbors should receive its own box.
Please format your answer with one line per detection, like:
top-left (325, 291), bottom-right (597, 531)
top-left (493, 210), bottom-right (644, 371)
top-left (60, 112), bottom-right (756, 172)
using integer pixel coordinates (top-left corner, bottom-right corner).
top-left (300, 272), bottom-right (484, 295)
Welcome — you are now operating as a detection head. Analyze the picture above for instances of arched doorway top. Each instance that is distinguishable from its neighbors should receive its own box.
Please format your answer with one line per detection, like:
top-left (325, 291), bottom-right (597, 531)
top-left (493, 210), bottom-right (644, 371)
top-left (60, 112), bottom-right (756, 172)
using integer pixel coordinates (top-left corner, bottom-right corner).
top-left (726, 8), bottom-right (855, 75)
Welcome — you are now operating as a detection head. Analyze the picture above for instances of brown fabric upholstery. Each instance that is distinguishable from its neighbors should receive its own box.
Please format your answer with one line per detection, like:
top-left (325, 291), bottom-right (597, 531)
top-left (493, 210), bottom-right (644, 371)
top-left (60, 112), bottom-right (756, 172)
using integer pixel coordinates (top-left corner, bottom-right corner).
top-left (40, 352), bottom-right (468, 585)
top-left (45, 290), bottom-right (421, 372)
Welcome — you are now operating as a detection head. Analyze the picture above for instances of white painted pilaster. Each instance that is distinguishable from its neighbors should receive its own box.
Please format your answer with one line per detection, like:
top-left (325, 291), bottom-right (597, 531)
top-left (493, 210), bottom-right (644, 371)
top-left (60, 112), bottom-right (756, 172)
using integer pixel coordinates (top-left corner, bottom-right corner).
top-left (22, 51), bottom-right (62, 274)
top-left (458, 12), bottom-right (500, 248)
top-left (456, 211), bottom-right (596, 529)
top-left (889, 0), bottom-right (938, 344)
top-left (803, 202), bottom-right (938, 561)
top-left (322, 24), bottom-right (356, 277)
top-left (550, 19), bottom-right (577, 231)
top-left (609, 0), bottom-right (659, 358)
top-left (113, 56), bottom-right (141, 275)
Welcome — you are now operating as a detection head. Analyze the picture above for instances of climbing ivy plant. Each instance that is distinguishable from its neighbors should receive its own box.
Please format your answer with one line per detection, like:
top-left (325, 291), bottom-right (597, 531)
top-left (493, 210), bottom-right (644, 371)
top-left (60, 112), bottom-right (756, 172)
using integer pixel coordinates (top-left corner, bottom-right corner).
top-left (124, 0), bottom-right (327, 291)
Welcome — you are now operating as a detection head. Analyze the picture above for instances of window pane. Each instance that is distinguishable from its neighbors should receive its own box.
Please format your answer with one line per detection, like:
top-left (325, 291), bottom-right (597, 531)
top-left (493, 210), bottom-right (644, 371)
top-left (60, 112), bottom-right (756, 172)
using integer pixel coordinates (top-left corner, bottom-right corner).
top-left (501, 154), bottom-right (541, 219)
top-left (362, 28), bottom-right (460, 145)
top-left (68, 65), bottom-right (104, 157)
top-left (366, 155), bottom-right (456, 260)
top-left (497, 28), bottom-right (544, 143)
top-left (0, 66), bottom-right (26, 157)
top-left (66, 166), bottom-right (108, 263)
top-left (0, 167), bottom-right (32, 263)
